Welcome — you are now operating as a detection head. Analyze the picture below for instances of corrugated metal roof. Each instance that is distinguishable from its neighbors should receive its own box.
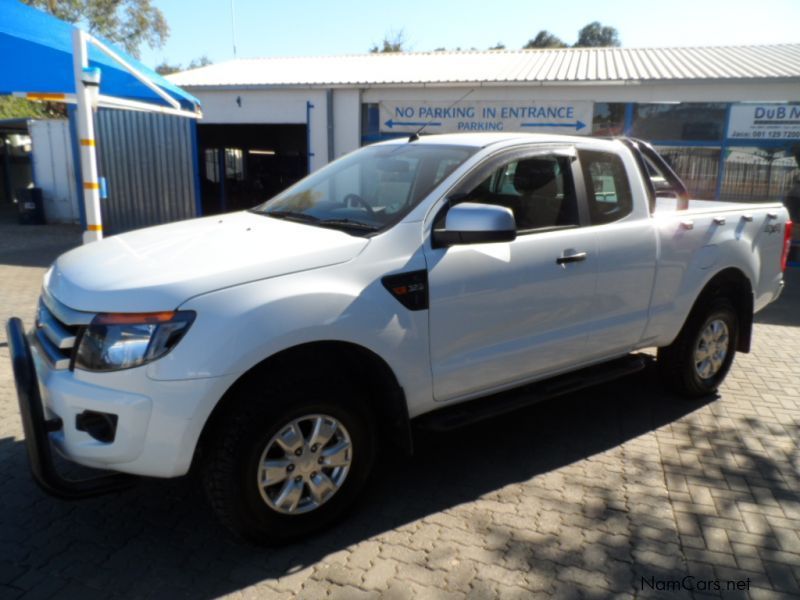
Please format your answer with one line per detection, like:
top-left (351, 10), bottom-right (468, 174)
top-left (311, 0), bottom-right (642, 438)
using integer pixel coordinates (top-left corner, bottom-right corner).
top-left (168, 44), bottom-right (800, 89)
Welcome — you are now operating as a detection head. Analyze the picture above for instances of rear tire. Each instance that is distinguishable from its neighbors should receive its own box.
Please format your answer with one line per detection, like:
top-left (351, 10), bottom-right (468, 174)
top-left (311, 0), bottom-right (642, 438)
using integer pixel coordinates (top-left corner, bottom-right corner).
top-left (657, 298), bottom-right (738, 398)
top-left (203, 369), bottom-right (375, 545)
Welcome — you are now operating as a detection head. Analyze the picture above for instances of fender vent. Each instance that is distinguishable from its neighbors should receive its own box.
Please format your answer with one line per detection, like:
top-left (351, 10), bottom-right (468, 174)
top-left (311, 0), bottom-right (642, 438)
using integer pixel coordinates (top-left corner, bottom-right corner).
top-left (382, 270), bottom-right (429, 311)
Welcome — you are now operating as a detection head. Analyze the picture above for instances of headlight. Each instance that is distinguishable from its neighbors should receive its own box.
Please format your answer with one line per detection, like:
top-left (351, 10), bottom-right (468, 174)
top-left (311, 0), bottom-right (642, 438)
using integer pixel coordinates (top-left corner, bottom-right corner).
top-left (75, 311), bottom-right (195, 372)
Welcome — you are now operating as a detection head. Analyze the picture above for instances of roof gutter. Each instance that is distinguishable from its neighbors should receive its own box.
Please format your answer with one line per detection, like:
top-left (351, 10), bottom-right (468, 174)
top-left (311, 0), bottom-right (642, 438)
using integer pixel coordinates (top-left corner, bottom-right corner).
top-left (177, 76), bottom-right (800, 92)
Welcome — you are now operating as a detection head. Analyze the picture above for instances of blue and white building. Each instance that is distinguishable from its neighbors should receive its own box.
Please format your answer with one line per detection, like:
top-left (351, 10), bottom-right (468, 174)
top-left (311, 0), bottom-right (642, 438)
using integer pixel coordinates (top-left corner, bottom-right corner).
top-left (169, 43), bottom-right (800, 216)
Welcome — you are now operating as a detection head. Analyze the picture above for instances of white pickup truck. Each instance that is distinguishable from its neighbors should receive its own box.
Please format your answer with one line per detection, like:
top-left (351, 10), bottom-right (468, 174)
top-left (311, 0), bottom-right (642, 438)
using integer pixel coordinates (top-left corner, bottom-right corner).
top-left (7, 133), bottom-right (792, 544)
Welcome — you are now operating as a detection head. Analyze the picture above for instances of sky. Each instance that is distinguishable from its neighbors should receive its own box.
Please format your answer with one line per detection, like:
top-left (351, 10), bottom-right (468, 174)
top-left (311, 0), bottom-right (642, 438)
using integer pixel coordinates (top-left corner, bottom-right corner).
top-left (140, 0), bottom-right (800, 70)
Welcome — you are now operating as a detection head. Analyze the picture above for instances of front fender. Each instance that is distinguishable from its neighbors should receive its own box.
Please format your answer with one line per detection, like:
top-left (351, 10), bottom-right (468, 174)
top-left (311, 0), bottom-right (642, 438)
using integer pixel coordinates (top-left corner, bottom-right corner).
top-left (145, 251), bottom-right (434, 418)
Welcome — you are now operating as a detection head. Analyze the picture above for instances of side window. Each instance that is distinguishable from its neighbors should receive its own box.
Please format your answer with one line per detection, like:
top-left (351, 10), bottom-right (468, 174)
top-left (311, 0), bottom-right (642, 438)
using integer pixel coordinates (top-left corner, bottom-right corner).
top-left (579, 150), bottom-right (633, 225)
top-left (458, 154), bottom-right (579, 233)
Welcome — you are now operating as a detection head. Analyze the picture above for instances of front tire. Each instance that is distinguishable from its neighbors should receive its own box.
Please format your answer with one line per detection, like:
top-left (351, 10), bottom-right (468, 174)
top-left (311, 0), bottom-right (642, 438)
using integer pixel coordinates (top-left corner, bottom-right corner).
top-left (203, 371), bottom-right (375, 545)
top-left (657, 299), bottom-right (738, 398)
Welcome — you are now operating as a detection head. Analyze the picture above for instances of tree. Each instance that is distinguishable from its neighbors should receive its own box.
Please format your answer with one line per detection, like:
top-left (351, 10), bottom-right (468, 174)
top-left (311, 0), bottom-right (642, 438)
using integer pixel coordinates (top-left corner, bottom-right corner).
top-left (156, 56), bottom-right (212, 76)
top-left (0, 97), bottom-right (64, 119)
top-left (524, 31), bottom-right (568, 49)
top-left (188, 55), bottom-right (212, 70)
top-left (489, 42), bottom-right (506, 50)
top-left (574, 21), bottom-right (620, 48)
top-left (370, 30), bottom-right (406, 53)
top-left (155, 61), bottom-right (181, 76)
top-left (22, 0), bottom-right (169, 58)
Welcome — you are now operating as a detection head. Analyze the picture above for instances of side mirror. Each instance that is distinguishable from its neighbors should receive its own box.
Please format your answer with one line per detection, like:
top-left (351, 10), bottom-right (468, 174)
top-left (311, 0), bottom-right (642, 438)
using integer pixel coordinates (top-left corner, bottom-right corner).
top-left (432, 202), bottom-right (516, 247)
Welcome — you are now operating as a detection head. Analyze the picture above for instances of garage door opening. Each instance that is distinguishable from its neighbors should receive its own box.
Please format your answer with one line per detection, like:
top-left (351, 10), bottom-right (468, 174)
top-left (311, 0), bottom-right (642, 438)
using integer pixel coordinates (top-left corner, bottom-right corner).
top-left (197, 124), bottom-right (307, 215)
top-left (0, 120), bottom-right (33, 220)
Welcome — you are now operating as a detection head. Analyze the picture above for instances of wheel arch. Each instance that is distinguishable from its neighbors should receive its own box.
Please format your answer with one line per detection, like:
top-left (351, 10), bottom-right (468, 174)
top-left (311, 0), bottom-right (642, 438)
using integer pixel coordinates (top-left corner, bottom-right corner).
top-left (682, 267), bottom-right (754, 353)
top-left (193, 340), bottom-right (413, 470)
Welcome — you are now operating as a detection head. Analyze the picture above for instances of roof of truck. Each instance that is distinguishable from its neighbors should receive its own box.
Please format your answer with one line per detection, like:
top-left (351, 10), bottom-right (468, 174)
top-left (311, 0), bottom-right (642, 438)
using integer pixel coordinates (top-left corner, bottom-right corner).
top-left (375, 132), bottom-right (619, 149)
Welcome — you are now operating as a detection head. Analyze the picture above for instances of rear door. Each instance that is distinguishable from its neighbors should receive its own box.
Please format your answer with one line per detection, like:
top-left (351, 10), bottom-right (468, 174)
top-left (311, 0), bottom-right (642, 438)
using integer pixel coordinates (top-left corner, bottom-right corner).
top-left (576, 147), bottom-right (658, 358)
top-left (425, 146), bottom-right (599, 402)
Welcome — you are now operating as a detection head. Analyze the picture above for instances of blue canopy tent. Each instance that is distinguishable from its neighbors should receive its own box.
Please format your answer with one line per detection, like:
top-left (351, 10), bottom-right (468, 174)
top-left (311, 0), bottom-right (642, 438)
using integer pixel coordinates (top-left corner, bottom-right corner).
top-left (0, 0), bottom-right (201, 241)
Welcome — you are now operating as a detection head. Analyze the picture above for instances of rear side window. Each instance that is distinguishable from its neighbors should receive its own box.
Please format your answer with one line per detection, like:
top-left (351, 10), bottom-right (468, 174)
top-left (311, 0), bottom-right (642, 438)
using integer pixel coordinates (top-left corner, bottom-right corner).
top-left (579, 150), bottom-right (633, 225)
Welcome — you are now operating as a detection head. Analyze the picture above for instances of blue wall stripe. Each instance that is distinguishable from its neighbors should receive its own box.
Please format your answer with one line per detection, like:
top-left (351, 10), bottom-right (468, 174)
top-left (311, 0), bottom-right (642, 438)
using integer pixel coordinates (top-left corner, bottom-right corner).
top-left (190, 119), bottom-right (203, 216)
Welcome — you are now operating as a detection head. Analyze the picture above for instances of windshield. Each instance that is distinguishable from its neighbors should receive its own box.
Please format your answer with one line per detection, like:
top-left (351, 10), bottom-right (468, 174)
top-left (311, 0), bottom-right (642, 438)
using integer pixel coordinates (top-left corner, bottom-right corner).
top-left (252, 143), bottom-right (476, 234)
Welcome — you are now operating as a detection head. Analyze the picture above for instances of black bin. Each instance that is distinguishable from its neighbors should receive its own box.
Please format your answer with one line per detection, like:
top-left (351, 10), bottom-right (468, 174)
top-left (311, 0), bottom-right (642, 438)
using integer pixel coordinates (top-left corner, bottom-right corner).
top-left (17, 188), bottom-right (45, 225)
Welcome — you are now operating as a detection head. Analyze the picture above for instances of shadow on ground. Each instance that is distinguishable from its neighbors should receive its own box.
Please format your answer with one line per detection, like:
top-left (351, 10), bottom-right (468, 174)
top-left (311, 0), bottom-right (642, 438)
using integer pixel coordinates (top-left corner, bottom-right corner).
top-left (0, 219), bottom-right (797, 597)
top-left (1, 364), bottom-right (723, 598)
top-left (0, 219), bottom-right (82, 269)
top-left (755, 266), bottom-right (799, 328)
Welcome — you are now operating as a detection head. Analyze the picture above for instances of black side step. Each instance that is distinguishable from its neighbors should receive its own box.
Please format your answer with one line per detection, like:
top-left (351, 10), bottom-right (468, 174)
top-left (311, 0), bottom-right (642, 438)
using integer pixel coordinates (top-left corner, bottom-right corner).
top-left (415, 354), bottom-right (649, 432)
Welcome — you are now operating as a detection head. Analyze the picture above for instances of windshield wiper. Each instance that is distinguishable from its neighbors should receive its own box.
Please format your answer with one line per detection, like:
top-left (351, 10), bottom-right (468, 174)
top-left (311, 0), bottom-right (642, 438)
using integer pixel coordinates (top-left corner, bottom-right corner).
top-left (260, 210), bottom-right (320, 224)
top-left (316, 218), bottom-right (378, 232)
top-left (256, 211), bottom-right (377, 233)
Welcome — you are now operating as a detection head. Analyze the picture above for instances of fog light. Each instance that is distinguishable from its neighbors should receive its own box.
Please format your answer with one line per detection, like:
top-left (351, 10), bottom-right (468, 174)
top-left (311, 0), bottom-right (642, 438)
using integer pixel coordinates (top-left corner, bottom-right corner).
top-left (75, 410), bottom-right (118, 443)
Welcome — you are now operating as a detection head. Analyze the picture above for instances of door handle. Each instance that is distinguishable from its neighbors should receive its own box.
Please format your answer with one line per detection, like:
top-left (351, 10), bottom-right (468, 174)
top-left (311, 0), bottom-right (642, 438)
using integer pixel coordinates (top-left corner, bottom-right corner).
top-left (556, 251), bottom-right (588, 265)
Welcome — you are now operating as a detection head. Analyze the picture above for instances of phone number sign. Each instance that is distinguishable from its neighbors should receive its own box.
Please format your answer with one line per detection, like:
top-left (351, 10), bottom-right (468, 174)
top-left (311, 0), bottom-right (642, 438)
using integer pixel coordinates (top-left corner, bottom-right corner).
top-left (728, 104), bottom-right (800, 140)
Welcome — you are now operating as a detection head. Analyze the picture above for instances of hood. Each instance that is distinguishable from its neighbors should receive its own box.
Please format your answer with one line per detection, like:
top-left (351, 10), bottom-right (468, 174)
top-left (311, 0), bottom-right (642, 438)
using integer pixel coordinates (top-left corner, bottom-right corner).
top-left (46, 212), bottom-right (369, 313)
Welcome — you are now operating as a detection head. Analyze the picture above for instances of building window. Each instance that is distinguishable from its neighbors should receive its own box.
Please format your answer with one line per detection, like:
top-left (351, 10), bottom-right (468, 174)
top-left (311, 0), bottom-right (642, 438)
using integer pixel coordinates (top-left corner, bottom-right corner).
top-left (654, 146), bottom-right (721, 200)
top-left (632, 103), bottom-right (727, 142)
top-left (224, 148), bottom-right (245, 181)
top-left (204, 149), bottom-right (219, 183)
top-left (720, 146), bottom-right (800, 203)
top-left (592, 103), bottom-right (626, 136)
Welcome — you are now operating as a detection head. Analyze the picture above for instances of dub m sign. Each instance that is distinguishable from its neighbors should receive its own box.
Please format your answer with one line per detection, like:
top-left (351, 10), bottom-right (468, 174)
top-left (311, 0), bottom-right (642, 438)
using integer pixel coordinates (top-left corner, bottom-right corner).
top-left (728, 104), bottom-right (800, 140)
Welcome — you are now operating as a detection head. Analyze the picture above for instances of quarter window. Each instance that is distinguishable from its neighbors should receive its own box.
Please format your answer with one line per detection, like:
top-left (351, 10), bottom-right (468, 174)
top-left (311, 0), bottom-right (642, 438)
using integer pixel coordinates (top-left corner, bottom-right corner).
top-left (579, 150), bottom-right (633, 225)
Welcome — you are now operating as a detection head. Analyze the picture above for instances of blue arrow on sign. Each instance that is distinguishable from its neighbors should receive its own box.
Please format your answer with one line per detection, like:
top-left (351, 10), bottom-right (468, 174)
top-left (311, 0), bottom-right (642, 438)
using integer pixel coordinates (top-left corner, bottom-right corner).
top-left (384, 119), bottom-right (443, 129)
top-left (521, 120), bottom-right (586, 131)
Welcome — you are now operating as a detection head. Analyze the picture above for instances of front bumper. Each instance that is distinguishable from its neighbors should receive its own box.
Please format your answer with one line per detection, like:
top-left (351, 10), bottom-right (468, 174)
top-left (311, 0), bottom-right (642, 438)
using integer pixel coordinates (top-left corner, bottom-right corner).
top-left (7, 316), bottom-right (239, 489)
top-left (6, 317), bottom-right (136, 498)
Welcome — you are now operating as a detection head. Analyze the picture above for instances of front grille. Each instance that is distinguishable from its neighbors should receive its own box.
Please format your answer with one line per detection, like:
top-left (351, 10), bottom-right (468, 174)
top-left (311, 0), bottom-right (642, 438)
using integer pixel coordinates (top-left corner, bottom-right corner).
top-left (34, 291), bottom-right (93, 370)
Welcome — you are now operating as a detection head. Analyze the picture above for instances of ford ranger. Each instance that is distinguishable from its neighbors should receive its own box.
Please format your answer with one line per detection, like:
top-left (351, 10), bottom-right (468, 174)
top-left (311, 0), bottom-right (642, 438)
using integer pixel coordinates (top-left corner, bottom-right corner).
top-left (7, 134), bottom-right (792, 543)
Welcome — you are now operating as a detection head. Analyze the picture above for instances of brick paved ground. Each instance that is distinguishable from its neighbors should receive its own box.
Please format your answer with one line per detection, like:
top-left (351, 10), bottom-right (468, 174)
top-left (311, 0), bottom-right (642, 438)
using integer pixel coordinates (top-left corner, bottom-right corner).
top-left (1, 218), bottom-right (799, 599)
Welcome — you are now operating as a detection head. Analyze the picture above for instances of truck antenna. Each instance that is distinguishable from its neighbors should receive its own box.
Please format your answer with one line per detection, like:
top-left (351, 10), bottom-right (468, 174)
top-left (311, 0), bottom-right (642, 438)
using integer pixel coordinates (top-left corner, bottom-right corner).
top-left (409, 88), bottom-right (475, 142)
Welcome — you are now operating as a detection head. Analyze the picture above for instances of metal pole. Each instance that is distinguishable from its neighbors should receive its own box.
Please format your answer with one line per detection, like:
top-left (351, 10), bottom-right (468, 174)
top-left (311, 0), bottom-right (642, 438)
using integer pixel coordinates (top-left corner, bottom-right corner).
top-left (306, 101), bottom-right (314, 174)
top-left (72, 29), bottom-right (103, 243)
top-left (714, 103), bottom-right (732, 200)
top-left (326, 89), bottom-right (334, 162)
top-left (230, 0), bottom-right (238, 58)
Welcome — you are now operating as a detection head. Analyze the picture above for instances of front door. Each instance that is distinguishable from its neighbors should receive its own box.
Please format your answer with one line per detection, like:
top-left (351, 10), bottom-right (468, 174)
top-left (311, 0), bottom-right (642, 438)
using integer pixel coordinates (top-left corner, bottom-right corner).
top-left (425, 147), bottom-right (598, 402)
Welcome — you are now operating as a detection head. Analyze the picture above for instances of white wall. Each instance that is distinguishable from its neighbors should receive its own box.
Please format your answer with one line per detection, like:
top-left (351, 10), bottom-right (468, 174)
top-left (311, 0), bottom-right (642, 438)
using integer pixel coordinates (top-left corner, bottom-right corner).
top-left (30, 119), bottom-right (79, 223)
top-left (332, 89), bottom-right (360, 159)
top-left (188, 80), bottom-right (799, 172)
